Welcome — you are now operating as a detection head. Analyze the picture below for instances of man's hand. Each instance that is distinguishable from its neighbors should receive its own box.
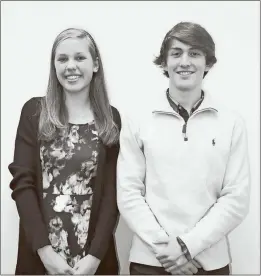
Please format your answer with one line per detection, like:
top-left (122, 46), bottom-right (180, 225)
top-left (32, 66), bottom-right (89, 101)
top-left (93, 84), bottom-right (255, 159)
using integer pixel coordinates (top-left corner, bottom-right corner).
top-left (37, 245), bottom-right (74, 275)
top-left (154, 237), bottom-right (201, 275)
top-left (74, 254), bottom-right (101, 275)
top-left (154, 237), bottom-right (183, 267)
top-left (159, 253), bottom-right (201, 275)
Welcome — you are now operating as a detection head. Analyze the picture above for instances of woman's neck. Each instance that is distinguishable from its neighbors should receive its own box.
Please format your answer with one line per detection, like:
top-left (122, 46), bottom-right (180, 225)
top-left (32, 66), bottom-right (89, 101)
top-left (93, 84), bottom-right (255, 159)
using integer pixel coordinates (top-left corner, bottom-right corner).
top-left (64, 89), bottom-right (94, 124)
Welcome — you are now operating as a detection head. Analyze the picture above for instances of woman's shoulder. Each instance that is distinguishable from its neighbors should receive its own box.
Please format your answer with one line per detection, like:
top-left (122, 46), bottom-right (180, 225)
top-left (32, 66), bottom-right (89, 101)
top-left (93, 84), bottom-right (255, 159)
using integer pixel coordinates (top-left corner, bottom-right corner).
top-left (110, 105), bottom-right (121, 129)
top-left (21, 96), bottom-right (44, 118)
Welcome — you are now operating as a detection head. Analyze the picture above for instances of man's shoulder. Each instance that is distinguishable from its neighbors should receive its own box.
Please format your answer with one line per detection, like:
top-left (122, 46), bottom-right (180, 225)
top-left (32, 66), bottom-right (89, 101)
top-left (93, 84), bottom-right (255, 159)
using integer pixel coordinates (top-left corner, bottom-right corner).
top-left (216, 103), bottom-right (246, 127)
top-left (120, 105), bottom-right (154, 129)
top-left (205, 92), bottom-right (245, 126)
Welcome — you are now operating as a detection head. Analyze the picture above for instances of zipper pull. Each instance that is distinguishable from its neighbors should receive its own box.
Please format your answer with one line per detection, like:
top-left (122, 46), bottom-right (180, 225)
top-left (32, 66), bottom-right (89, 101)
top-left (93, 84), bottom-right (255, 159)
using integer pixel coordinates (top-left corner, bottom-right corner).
top-left (182, 123), bottom-right (188, 141)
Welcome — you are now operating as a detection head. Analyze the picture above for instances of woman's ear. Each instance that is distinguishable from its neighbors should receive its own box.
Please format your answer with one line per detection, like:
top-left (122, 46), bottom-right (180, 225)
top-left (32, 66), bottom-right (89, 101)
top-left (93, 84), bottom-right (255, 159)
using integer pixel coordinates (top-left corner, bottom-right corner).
top-left (93, 58), bottom-right (99, 72)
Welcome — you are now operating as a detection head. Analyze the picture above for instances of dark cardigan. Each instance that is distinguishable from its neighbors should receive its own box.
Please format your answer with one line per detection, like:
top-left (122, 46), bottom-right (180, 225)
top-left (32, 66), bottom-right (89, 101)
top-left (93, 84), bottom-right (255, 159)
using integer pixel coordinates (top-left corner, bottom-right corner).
top-left (8, 97), bottom-right (121, 275)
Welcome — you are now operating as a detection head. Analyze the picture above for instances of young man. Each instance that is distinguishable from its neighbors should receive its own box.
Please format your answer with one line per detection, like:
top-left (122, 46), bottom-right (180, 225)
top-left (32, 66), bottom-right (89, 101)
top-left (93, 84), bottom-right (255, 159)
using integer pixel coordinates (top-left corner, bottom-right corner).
top-left (117, 22), bottom-right (250, 275)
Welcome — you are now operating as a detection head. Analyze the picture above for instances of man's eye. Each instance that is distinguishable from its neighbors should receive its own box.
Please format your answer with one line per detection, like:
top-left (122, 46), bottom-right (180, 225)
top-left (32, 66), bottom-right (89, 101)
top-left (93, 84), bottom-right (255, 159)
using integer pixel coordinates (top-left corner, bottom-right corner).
top-left (171, 52), bottom-right (181, 57)
top-left (190, 52), bottom-right (200, 57)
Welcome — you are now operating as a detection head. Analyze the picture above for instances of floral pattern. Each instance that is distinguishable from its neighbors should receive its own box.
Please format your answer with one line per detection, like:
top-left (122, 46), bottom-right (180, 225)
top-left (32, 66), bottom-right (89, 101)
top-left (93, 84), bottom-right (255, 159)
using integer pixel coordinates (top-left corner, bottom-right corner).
top-left (40, 122), bottom-right (99, 267)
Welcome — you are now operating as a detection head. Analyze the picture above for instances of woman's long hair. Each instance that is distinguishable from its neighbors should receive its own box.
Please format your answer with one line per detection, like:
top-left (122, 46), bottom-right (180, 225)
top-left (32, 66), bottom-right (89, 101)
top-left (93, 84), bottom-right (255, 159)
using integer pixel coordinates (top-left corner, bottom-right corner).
top-left (38, 28), bottom-right (119, 146)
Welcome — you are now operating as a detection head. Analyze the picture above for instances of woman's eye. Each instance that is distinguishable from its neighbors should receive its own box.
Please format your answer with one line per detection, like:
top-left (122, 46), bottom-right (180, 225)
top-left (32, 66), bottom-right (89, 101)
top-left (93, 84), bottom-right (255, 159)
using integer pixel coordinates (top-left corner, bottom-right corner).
top-left (57, 57), bottom-right (67, 62)
top-left (76, 56), bottom-right (86, 61)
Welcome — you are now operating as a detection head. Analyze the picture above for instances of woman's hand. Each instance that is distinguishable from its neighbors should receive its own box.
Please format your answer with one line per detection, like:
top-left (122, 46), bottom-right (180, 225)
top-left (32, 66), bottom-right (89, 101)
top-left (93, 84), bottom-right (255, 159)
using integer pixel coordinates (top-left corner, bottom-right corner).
top-left (74, 254), bottom-right (101, 275)
top-left (37, 245), bottom-right (74, 275)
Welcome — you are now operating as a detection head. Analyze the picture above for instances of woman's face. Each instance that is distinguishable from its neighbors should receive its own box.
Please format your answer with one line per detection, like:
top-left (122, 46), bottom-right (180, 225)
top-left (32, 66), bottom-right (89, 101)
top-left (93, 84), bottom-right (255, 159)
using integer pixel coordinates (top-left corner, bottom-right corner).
top-left (54, 38), bottom-right (98, 94)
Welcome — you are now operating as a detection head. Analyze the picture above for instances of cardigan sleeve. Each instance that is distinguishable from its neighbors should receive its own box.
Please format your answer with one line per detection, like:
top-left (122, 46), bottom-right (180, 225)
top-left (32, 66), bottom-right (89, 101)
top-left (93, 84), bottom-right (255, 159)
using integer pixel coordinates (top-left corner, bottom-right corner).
top-left (8, 98), bottom-right (50, 252)
top-left (88, 106), bottom-right (121, 260)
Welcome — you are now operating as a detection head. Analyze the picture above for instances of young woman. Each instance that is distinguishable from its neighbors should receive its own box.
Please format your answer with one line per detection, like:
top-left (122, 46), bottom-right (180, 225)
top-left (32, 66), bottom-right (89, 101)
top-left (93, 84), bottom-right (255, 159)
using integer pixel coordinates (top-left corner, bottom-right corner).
top-left (8, 28), bottom-right (121, 275)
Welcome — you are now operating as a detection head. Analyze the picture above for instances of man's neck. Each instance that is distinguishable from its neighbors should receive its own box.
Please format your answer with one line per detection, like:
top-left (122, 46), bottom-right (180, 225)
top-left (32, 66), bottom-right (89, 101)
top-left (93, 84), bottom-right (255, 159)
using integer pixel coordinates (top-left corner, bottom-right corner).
top-left (168, 86), bottom-right (202, 112)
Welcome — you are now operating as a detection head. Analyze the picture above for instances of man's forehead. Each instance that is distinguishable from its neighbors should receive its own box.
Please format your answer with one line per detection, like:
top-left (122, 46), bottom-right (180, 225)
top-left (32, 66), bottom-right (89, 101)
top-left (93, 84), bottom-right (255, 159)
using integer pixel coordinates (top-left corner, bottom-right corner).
top-left (168, 39), bottom-right (197, 50)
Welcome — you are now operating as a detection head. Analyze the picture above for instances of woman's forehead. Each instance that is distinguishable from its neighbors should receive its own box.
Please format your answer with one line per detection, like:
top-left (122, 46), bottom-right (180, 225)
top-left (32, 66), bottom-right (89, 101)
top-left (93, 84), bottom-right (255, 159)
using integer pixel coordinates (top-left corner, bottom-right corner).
top-left (55, 38), bottom-right (90, 55)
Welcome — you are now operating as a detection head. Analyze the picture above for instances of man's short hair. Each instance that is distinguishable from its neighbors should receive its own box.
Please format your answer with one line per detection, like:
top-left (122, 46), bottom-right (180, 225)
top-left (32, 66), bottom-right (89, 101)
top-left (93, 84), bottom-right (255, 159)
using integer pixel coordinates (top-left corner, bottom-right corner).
top-left (154, 22), bottom-right (217, 78)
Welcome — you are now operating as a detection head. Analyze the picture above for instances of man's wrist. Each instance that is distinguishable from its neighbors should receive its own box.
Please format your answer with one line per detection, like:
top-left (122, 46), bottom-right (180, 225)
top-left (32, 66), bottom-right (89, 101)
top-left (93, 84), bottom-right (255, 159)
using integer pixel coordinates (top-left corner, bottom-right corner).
top-left (176, 236), bottom-right (192, 262)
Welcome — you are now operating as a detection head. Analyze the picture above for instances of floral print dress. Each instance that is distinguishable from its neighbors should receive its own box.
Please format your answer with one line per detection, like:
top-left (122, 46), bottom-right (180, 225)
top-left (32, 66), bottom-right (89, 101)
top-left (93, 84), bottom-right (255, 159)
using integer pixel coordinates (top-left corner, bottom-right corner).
top-left (40, 121), bottom-right (99, 268)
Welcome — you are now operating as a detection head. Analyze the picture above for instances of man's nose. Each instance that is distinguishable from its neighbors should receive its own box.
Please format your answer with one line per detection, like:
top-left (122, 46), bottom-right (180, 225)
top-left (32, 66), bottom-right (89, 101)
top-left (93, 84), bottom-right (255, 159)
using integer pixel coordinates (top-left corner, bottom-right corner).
top-left (180, 53), bottom-right (191, 68)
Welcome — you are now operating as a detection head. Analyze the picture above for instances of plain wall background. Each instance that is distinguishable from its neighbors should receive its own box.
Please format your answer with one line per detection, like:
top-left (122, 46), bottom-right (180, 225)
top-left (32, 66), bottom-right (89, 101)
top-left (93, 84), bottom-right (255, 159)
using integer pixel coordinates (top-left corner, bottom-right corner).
top-left (1, 1), bottom-right (260, 274)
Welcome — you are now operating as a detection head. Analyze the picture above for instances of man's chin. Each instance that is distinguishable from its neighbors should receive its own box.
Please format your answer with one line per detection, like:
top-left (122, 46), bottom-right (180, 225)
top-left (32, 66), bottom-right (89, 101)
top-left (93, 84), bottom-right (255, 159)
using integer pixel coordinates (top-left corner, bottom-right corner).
top-left (176, 85), bottom-right (194, 92)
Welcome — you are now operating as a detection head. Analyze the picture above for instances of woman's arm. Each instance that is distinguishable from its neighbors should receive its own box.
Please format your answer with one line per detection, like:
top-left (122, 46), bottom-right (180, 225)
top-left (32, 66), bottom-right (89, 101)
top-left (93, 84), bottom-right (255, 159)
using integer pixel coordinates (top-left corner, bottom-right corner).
top-left (8, 98), bottom-right (50, 252)
top-left (88, 106), bottom-right (121, 261)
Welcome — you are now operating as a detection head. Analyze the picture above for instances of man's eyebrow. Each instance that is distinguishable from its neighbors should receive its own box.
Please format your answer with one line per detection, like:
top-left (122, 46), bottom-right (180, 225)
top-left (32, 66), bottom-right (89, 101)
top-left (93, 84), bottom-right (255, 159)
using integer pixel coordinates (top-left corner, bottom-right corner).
top-left (169, 47), bottom-right (182, 51)
top-left (169, 47), bottom-right (200, 51)
top-left (189, 47), bottom-right (202, 51)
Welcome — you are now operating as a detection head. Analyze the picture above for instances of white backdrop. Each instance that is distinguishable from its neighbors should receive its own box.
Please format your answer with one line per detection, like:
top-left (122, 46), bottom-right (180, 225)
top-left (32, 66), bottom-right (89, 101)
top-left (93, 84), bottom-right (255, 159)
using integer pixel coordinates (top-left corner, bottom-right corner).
top-left (1, 1), bottom-right (260, 274)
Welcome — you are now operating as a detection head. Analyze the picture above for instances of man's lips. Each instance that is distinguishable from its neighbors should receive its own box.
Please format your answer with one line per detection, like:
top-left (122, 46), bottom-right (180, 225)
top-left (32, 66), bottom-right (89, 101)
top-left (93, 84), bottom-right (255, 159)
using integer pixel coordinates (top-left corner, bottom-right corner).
top-left (176, 71), bottom-right (195, 75)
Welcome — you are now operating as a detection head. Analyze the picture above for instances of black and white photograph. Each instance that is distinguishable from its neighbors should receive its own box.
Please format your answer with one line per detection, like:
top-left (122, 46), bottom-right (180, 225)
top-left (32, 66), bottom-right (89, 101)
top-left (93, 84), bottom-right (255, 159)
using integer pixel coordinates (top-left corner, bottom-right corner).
top-left (1, 1), bottom-right (260, 275)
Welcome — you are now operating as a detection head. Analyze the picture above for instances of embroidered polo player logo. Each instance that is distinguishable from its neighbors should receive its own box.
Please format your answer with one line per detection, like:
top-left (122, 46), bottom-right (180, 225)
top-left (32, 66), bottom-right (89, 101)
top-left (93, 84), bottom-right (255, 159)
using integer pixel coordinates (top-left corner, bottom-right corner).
top-left (212, 139), bottom-right (216, 146)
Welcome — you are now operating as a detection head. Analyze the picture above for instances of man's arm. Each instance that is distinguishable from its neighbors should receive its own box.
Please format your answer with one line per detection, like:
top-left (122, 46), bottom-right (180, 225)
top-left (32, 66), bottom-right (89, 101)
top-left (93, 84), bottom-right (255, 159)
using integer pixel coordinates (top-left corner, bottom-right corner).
top-left (179, 116), bottom-right (251, 259)
top-left (117, 114), bottom-right (169, 251)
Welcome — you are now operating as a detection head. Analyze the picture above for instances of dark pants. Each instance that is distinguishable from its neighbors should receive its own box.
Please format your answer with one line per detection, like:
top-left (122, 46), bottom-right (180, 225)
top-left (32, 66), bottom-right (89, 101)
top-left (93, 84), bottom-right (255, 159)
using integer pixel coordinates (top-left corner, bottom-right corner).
top-left (130, 262), bottom-right (230, 275)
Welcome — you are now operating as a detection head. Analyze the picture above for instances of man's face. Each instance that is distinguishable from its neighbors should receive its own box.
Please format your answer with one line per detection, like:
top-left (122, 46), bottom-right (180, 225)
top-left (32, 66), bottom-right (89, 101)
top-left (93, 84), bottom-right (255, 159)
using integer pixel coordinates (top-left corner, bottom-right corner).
top-left (164, 39), bottom-right (211, 92)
